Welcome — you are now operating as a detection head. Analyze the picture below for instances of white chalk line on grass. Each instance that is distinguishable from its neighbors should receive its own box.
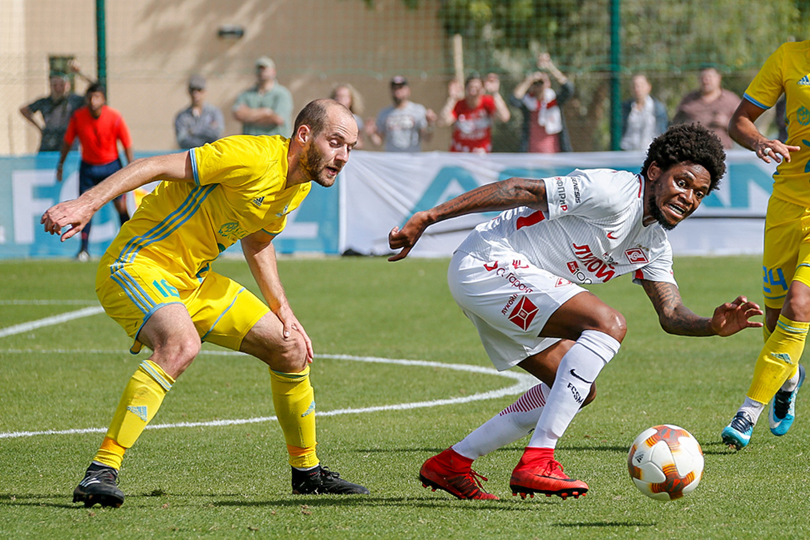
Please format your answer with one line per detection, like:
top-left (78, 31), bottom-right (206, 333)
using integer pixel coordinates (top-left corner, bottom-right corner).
top-left (0, 306), bottom-right (105, 338)
top-left (0, 350), bottom-right (535, 440)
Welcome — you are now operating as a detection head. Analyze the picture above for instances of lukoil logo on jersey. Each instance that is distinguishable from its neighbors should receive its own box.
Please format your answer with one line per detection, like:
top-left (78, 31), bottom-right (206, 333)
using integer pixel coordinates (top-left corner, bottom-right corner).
top-left (572, 243), bottom-right (617, 282)
top-left (508, 296), bottom-right (539, 330)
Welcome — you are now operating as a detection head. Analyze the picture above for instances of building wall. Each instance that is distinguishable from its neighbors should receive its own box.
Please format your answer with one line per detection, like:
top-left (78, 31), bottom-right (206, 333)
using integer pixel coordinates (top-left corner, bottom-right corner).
top-left (0, 0), bottom-right (452, 155)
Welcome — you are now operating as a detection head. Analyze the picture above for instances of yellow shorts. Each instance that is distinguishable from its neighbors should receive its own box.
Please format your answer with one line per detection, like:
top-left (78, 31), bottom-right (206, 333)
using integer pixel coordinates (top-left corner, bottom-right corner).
top-left (762, 197), bottom-right (810, 310)
top-left (95, 256), bottom-right (269, 353)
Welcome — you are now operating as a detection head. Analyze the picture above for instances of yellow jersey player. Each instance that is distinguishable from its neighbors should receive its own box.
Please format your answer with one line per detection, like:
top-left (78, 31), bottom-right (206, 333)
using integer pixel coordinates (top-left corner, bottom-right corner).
top-left (41, 99), bottom-right (369, 507)
top-left (723, 41), bottom-right (809, 449)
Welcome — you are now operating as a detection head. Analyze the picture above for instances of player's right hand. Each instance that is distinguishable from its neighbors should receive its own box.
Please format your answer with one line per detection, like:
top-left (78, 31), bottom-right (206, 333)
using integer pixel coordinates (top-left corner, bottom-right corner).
top-left (388, 211), bottom-right (430, 262)
top-left (41, 200), bottom-right (89, 241)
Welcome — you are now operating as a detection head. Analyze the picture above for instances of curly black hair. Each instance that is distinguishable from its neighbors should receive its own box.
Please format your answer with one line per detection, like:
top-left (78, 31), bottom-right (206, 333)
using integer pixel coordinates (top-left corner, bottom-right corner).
top-left (641, 123), bottom-right (726, 192)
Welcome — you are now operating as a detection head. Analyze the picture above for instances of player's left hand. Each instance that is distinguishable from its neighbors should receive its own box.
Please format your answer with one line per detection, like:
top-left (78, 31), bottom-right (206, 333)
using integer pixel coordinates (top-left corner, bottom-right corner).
top-left (388, 211), bottom-right (431, 262)
top-left (711, 295), bottom-right (763, 336)
top-left (277, 305), bottom-right (314, 362)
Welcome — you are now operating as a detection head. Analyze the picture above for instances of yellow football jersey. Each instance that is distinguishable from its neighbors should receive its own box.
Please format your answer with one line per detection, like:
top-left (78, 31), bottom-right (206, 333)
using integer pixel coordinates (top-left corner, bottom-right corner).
top-left (103, 135), bottom-right (310, 289)
top-left (744, 41), bottom-right (810, 206)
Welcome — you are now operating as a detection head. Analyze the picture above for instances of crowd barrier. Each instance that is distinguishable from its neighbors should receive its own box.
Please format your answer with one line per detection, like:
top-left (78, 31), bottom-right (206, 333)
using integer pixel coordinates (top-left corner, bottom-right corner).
top-left (0, 149), bottom-right (775, 260)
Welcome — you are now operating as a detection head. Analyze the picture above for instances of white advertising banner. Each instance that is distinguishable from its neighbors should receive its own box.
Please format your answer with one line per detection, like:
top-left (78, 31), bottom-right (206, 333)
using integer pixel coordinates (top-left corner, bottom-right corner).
top-left (340, 150), bottom-right (777, 257)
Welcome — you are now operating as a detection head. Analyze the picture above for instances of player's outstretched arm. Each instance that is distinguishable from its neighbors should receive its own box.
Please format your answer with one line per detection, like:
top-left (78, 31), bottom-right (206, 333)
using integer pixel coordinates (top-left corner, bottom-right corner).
top-left (388, 176), bottom-right (548, 261)
top-left (642, 280), bottom-right (762, 337)
top-left (729, 100), bottom-right (800, 164)
top-left (241, 231), bottom-right (314, 362)
top-left (41, 152), bottom-right (193, 241)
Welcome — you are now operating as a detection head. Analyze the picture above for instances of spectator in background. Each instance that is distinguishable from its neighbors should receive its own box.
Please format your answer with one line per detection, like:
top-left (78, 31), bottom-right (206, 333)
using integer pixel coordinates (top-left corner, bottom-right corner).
top-left (365, 76), bottom-right (437, 152)
top-left (56, 82), bottom-right (133, 262)
top-left (440, 72), bottom-right (510, 153)
top-left (620, 74), bottom-right (668, 151)
top-left (174, 75), bottom-right (224, 149)
top-left (673, 65), bottom-right (740, 148)
top-left (510, 54), bottom-right (574, 153)
top-left (233, 56), bottom-right (293, 137)
top-left (19, 71), bottom-right (84, 152)
top-left (330, 82), bottom-right (365, 149)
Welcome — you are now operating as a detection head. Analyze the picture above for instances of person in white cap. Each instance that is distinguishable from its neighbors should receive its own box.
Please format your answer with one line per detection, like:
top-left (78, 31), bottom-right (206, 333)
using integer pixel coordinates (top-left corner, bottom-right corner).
top-left (233, 56), bottom-right (293, 137)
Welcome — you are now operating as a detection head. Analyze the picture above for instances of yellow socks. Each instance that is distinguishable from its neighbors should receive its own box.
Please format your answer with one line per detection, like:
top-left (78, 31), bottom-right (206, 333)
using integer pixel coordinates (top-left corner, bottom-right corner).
top-left (270, 366), bottom-right (319, 469)
top-left (747, 315), bottom-right (807, 404)
top-left (93, 360), bottom-right (174, 470)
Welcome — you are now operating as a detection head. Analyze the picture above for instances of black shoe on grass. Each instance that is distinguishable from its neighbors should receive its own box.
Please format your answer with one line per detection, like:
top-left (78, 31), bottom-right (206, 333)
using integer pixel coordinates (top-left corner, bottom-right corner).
top-left (291, 465), bottom-right (370, 495)
top-left (73, 463), bottom-right (125, 508)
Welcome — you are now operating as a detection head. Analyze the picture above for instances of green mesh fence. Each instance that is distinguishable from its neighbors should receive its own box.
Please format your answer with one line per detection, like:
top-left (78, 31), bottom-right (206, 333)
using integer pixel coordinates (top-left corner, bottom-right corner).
top-left (1, 0), bottom-right (807, 155)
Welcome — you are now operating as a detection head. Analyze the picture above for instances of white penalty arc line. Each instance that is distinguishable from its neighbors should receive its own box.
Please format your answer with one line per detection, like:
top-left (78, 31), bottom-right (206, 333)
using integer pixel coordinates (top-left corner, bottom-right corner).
top-left (0, 350), bottom-right (536, 440)
top-left (0, 306), bottom-right (105, 339)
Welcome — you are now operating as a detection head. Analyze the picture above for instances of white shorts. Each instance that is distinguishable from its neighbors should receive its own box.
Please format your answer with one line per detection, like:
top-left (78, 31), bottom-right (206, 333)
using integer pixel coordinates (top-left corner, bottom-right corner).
top-left (448, 250), bottom-right (586, 371)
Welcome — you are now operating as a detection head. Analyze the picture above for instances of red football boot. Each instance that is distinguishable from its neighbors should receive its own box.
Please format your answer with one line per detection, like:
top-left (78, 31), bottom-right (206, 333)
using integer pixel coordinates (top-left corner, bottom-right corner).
top-left (419, 448), bottom-right (499, 500)
top-left (509, 448), bottom-right (588, 500)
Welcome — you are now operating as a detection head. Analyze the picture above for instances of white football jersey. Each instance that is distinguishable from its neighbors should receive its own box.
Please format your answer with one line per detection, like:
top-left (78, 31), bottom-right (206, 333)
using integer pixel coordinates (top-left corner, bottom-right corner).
top-left (455, 168), bottom-right (677, 286)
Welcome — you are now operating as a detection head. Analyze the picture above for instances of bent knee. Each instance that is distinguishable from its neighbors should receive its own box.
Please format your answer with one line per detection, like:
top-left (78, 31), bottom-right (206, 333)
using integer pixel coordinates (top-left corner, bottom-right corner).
top-left (591, 309), bottom-right (627, 343)
top-left (151, 336), bottom-right (201, 378)
top-left (265, 333), bottom-right (309, 373)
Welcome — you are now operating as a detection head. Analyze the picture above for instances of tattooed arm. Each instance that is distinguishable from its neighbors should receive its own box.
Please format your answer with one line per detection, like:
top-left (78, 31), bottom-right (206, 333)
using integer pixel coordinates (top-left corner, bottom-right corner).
top-left (641, 280), bottom-right (763, 337)
top-left (388, 177), bottom-right (547, 261)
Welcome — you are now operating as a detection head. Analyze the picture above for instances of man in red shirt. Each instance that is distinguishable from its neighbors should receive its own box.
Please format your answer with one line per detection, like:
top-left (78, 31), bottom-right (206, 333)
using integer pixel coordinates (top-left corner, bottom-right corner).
top-left (440, 73), bottom-right (510, 153)
top-left (57, 82), bottom-right (134, 261)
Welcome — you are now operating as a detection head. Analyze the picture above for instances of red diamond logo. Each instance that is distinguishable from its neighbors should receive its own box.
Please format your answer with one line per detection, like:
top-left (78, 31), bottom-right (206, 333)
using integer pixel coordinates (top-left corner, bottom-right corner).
top-left (508, 297), bottom-right (539, 330)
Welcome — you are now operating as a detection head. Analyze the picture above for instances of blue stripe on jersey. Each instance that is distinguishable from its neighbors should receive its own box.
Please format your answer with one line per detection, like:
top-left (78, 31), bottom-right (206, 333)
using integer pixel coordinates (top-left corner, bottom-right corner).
top-left (117, 268), bottom-right (158, 310)
top-left (140, 361), bottom-right (173, 391)
top-left (113, 185), bottom-right (206, 271)
top-left (744, 93), bottom-right (770, 110)
top-left (110, 272), bottom-right (150, 314)
top-left (113, 184), bottom-right (217, 270)
top-left (189, 148), bottom-right (200, 186)
top-left (200, 287), bottom-right (246, 342)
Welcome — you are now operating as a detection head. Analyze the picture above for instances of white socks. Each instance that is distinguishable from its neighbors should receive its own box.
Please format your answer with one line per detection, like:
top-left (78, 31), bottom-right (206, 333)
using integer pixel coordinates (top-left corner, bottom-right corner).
top-left (453, 383), bottom-right (550, 460)
top-left (528, 330), bottom-right (620, 449)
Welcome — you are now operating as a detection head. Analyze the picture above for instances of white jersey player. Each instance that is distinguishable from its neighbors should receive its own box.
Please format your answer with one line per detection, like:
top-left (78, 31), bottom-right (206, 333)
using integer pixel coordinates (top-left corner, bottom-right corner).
top-left (388, 124), bottom-right (763, 501)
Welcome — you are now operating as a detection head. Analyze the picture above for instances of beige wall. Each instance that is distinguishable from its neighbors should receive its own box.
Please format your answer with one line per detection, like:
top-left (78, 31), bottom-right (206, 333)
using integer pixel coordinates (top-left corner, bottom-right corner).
top-left (0, 0), bottom-right (452, 155)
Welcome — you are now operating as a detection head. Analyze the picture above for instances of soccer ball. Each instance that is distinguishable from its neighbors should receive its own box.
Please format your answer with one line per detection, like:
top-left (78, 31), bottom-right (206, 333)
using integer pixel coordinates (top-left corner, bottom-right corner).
top-left (627, 424), bottom-right (704, 501)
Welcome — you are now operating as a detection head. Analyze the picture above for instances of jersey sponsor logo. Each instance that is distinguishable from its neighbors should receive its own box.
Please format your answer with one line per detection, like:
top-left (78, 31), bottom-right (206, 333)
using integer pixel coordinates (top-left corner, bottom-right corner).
top-left (508, 296), bottom-right (539, 330)
top-left (501, 293), bottom-right (520, 314)
top-left (484, 261), bottom-right (499, 271)
top-left (555, 178), bottom-right (569, 211)
top-left (625, 248), bottom-right (648, 264)
top-left (572, 243), bottom-right (616, 283)
top-left (512, 259), bottom-right (528, 269)
top-left (494, 266), bottom-right (534, 293)
top-left (127, 405), bottom-right (148, 422)
top-left (607, 231), bottom-right (618, 240)
top-left (567, 260), bottom-right (592, 284)
top-left (219, 221), bottom-right (250, 242)
top-left (252, 196), bottom-right (265, 207)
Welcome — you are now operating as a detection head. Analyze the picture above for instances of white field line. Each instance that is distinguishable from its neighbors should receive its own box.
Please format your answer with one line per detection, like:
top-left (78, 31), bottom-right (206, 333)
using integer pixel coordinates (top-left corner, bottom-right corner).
top-left (0, 306), bottom-right (105, 339)
top-left (0, 350), bottom-right (535, 439)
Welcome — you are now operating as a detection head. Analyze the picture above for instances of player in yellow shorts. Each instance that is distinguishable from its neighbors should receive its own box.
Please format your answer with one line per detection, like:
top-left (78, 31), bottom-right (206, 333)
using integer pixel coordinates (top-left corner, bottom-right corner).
top-left (723, 41), bottom-right (809, 449)
top-left (41, 99), bottom-right (369, 507)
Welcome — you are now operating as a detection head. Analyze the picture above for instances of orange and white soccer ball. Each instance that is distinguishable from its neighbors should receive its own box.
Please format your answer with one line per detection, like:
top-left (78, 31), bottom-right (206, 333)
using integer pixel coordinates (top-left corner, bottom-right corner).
top-left (627, 424), bottom-right (704, 501)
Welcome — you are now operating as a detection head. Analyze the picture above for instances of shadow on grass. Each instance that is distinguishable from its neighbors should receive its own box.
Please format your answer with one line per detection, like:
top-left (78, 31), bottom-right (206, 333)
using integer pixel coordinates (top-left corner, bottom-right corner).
top-left (552, 521), bottom-right (656, 528)
top-left (212, 495), bottom-right (561, 511)
top-left (701, 440), bottom-right (739, 455)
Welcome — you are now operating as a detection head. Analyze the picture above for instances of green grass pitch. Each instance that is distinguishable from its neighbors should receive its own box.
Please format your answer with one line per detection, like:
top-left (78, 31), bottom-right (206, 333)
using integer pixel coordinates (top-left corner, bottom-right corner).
top-left (0, 256), bottom-right (807, 539)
